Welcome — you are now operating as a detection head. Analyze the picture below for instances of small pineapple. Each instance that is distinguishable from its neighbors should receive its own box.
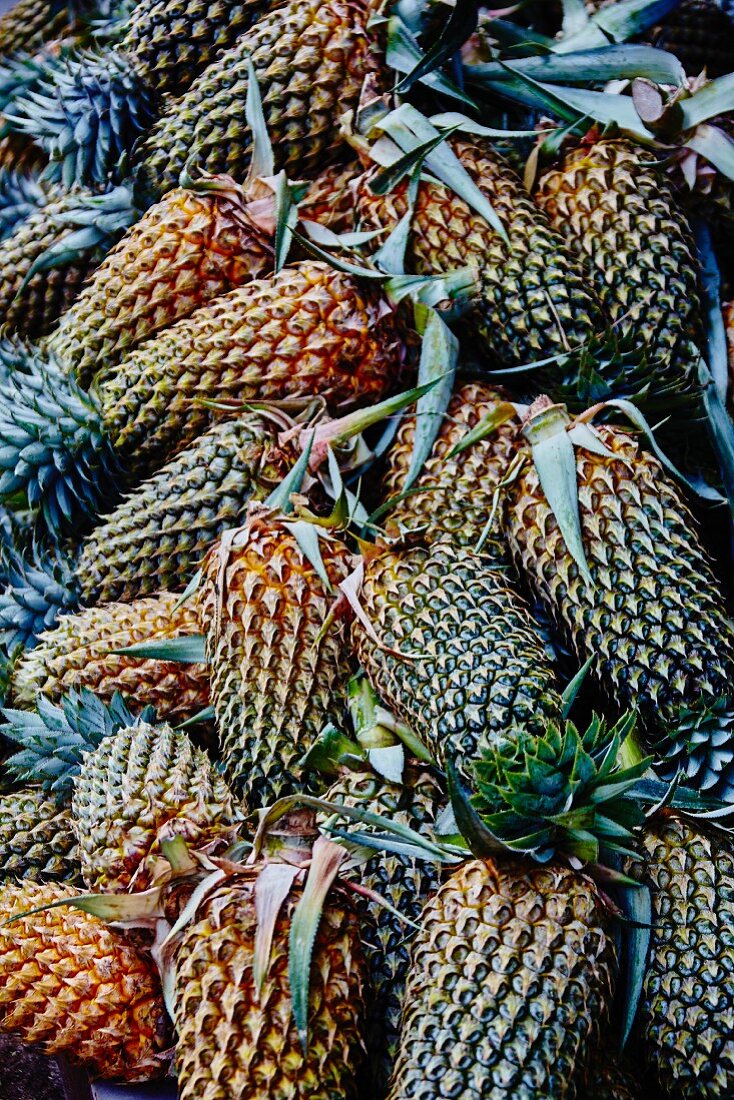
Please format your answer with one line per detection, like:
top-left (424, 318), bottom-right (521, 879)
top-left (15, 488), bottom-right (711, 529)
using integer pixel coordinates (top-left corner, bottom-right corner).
top-left (0, 880), bottom-right (170, 1080)
top-left (380, 381), bottom-right (520, 550)
top-left (72, 720), bottom-right (239, 891)
top-left (0, 183), bottom-right (138, 338)
top-left (10, 591), bottom-right (209, 724)
top-left (626, 811), bottom-right (734, 1098)
top-left (353, 536), bottom-right (563, 774)
top-left (387, 858), bottom-right (616, 1100)
top-left (46, 171), bottom-right (276, 387)
top-left (504, 398), bottom-right (734, 801)
top-left (198, 510), bottom-right (354, 807)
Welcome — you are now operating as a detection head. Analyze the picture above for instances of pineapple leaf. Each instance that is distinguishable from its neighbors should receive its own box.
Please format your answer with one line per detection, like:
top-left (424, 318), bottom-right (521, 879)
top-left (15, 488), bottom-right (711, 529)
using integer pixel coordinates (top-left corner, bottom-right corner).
top-left (680, 72), bottom-right (734, 130)
top-left (265, 431), bottom-right (314, 512)
top-left (612, 871), bottom-right (652, 1048)
top-left (555, 0), bottom-right (682, 51)
top-left (289, 837), bottom-right (346, 1049)
top-left (254, 863), bottom-right (300, 999)
top-left (244, 61), bottom-right (274, 182)
top-left (561, 654), bottom-right (596, 718)
top-left (115, 635), bottom-right (207, 664)
top-left (386, 12), bottom-right (474, 108)
top-left (561, 0), bottom-right (589, 35)
top-left (695, 221), bottom-right (728, 402)
top-left (402, 304), bottom-right (457, 494)
top-left (396, 0), bottom-right (478, 92)
top-left (467, 44), bottom-right (684, 87)
top-left (686, 124), bottom-right (734, 185)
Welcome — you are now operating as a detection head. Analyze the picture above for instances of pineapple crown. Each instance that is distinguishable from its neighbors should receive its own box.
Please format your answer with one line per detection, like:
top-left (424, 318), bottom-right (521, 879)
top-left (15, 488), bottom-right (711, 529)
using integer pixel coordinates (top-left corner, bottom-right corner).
top-left (5, 48), bottom-right (156, 190)
top-left (452, 712), bottom-right (651, 866)
top-left (0, 346), bottom-right (119, 538)
top-left (0, 47), bottom-right (67, 115)
top-left (0, 539), bottom-right (79, 659)
top-left (0, 687), bottom-right (151, 800)
top-left (0, 168), bottom-right (46, 241)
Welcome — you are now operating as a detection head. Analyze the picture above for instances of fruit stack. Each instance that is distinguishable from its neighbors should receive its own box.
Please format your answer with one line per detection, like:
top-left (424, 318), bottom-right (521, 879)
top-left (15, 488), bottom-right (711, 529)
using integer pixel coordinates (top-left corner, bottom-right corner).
top-left (0, 0), bottom-right (733, 1098)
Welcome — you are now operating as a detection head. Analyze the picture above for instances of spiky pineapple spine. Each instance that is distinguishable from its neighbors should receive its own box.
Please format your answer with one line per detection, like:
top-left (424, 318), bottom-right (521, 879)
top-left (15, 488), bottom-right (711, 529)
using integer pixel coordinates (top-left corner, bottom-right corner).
top-left (198, 513), bottom-right (354, 807)
top-left (0, 788), bottom-right (78, 882)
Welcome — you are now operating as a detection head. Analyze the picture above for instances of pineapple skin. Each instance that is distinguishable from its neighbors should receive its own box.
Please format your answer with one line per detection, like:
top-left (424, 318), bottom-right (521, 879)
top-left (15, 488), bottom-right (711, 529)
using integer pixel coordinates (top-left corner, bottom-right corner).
top-left (535, 137), bottom-right (702, 398)
top-left (648, 0), bottom-right (734, 78)
top-left (301, 160), bottom-right (360, 235)
top-left (117, 0), bottom-right (276, 98)
top-left (0, 788), bottom-right (78, 883)
top-left (626, 812), bottom-right (734, 1098)
top-left (11, 591), bottom-right (209, 724)
top-left (353, 538), bottom-right (563, 772)
top-left (353, 137), bottom-right (607, 370)
top-left (505, 420), bottom-right (734, 796)
top-left (387, 860), bottom-right (615, 1100)
top-left (75, 416), bottom-right (282, 606)
top-left (323, 764), bottom-right (443, 1098)
top-left (173, 875), bottom-right (366, 1099)
top-left (72, 721), bottom-right (238, 892)
top-left (0, 880), bottom-right (170, 1081)
top-left (381, 381), bottom-right (520, 551)
top-left (134, 0), bottom-right (380, 201)
top-left (0, 0), bottom-right (78, 57)
top-left (0, 186), bottom-right (106, 339)
top-left (48, 176), bottom-right (274, 387)
top-left (198, 518), bottom-right (354, 807)
top-left (97, 260), bottom-right (403, 476)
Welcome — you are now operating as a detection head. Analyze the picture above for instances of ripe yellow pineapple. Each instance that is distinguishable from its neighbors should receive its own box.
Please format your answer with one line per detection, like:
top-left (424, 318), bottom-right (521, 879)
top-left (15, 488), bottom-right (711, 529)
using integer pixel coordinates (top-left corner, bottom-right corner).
top-left (0, 880), bottom-right (170, 1081)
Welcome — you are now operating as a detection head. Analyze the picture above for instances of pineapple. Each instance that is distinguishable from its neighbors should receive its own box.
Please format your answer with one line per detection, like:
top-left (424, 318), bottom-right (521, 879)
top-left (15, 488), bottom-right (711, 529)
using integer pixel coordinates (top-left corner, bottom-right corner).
top-left (504, 398), bottom-right (734, 801)
top-left (132, 0), bottom-right (381, 202)
top-left (0, 260), bottom-right (404, 533)
top-left (626, 811), bottom-right (734, 1098)
top-left (0, 415), bottom-right (284, 652)
top-left (198, 510), bottom-right (354, 807)
top-left (534, 135), bottom-right (703, 412)
top-left (380, 381), bottom-right (520, 550)
top-left (0, 183), bottom-right (138, 338)
top-left (0, 880), bottom-right (170, 1081)
top-left (647, 0), bottom-right (734, 77)
top-left (47, 171), bottom-right (276, 387)
top-left (10, 591), bottom-right (209, 724)
top-left (71, 720), bottom-right (239, 891)
top-left (0, 788), bottom-right (77, 882)
top-left (323, 759), bottom-right (444, 1097)
top-left (353, 536), bottom-right (563, 774)
top-left (5, 0), bottom-right (284, 188)
top-left (353, 135), bottom-right (608, 372)
top-left (0, 0), bottom-right (83, 57)
top-left (387, 858), bottom-right (615, 1100)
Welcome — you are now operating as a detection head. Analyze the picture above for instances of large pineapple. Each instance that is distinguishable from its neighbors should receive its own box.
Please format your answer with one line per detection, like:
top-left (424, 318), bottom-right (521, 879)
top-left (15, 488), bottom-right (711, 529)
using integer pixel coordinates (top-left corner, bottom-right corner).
top-left (0, 183), bottom-right (137, 338)
top-left (0, 260), bottom-right (403, 533)
top-left (534, 135), bottom-right (703, 413)
top-left (0, 880), bottom-right (170, 1080)
top-left (380, 381), bottom-right (520, 551)
top-left (387, 858), bottom-right (615, 1100)
top-left (198, 510), bottom-right (354, 807)
top-left (626, 811), bottom-right (734, 1098)
top-left (504, 398), bottom-right (734, 801)
top-left (353, 134), bottom-right (608, 373)
top-left (353, 536), bottom-right (564, 773)
top-left (46, 171), bottom-right (276, 387)
top-left (132, 0), bottom-right (381, 202)
top-left (171, 808), bottom-right (367, 1099)
top-left (71, 720), bottom-right (239, 891)
top-left (9, 591), bottom-right (209, 724)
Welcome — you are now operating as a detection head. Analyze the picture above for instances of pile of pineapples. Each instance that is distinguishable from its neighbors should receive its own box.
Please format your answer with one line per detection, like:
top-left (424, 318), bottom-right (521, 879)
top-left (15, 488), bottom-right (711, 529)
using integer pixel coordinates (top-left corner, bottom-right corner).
top-left (0, 0), bottom-right (733, 1097)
